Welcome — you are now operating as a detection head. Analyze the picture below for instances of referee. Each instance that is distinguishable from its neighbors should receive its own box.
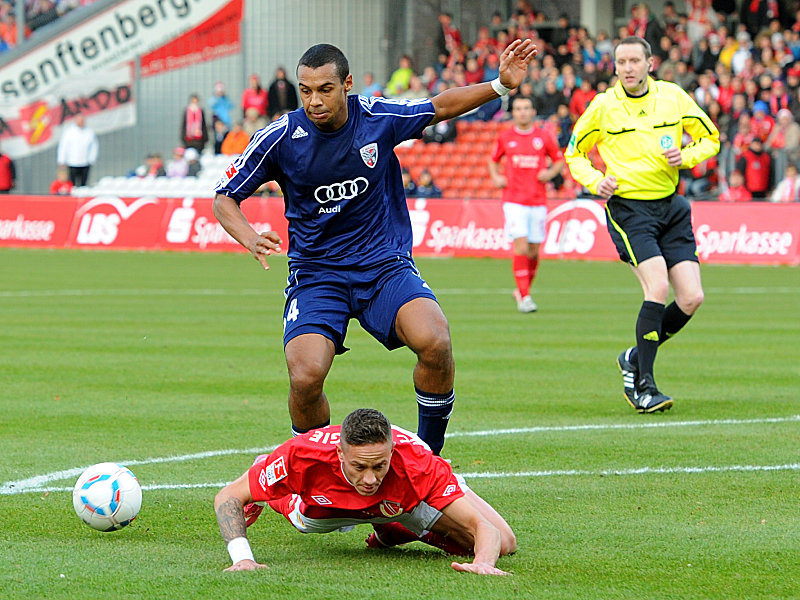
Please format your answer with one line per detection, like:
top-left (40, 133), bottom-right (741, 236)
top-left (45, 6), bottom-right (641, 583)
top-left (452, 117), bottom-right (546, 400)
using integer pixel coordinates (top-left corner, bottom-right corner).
top-left (565, 36), bottom-right (719, 413)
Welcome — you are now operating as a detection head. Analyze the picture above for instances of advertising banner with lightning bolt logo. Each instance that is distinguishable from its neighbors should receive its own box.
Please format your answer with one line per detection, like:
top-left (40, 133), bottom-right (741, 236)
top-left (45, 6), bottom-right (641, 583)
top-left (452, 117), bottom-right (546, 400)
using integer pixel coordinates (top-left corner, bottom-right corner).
top-left (0, 63), bottom-right (135, 159)
top-left (0, 0), bottom-right (241, 159)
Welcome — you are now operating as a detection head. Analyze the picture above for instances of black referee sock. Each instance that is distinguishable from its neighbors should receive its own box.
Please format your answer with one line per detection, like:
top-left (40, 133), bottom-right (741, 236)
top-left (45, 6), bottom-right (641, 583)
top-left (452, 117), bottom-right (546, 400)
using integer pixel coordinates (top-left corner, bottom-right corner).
top-left (416, 388), bottom-right (455, 456)
top-left (636, 301), bottom-right (665, 381)
top-left (629, 301), bottom-right (693, 364)
top-left (661, 301), bottom-right (693, 342)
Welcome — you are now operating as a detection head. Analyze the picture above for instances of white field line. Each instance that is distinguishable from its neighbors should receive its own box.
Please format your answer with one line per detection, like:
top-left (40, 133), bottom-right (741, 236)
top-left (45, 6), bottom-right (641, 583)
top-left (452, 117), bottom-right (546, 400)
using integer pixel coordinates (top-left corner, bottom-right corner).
top-left (20, 463), bottom-right (800, 495)
top-left (3, 415), bottom-right (799, 496)
top-left (0, 286), bottom-right (798, 299)
top-left (445, 415), bottom-right (800, 437)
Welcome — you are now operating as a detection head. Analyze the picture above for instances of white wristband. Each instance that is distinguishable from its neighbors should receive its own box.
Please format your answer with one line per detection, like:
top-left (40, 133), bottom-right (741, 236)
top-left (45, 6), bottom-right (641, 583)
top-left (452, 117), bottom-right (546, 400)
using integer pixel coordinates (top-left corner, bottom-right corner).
top-left (490, 78), bottom-right (512, 96)
top-left (227, 537), bottom-right (255, 564)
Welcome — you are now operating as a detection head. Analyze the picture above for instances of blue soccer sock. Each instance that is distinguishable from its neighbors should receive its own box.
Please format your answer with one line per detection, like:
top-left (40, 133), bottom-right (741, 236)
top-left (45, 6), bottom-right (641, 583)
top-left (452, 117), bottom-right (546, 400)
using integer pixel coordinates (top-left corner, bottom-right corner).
top-left (416, 388), bottom-right (455, 455)
top-left (291, 420), bottom-right (330, 437)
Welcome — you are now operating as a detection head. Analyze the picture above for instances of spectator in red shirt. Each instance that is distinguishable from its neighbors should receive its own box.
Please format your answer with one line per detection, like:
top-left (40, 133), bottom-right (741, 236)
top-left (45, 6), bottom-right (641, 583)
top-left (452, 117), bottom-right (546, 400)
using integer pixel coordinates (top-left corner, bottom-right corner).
top-left (736, 138), bottom-right (772, 198)
top-left (569, 79), bottom-right (597, 121)
top-left (241, 74), bottom-right (268, 119)
top-left (464, 56), bottom-right (484, 86)
top-left (719, 170), bottom-right (753, 202)
top-left (436, 12), bottom-right (462, 58)
top-left (751, 100), bottom-right (775, 141)
top-left (472, 26), bottom-right (496, 55)
top-left (0, 146), bottom-right (16, 193)
top-left (767, 79), bottom-right (791, 115)
top-left (49, 166), bottom-right (73, 195)
top-left (716, 71), bottom-right (736, 113)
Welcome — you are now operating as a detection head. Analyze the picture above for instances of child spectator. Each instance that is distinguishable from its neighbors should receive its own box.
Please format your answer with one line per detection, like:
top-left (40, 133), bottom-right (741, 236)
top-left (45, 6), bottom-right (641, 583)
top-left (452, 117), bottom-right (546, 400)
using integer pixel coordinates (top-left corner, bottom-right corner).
top-left (184, 147), bottom-right (201, 177)
top-left (49, 166), bottom-right (72, 195)
top-left (719, 170), bottom-right (753, 202)
top-left (166, 147), bottom-right (188, 178)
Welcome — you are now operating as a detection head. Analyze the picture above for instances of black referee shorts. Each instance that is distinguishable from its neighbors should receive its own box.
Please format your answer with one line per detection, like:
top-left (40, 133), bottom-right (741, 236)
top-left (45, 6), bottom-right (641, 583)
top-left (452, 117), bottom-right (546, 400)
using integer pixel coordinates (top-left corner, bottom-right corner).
top-left (604, 194), bottom-right (699, 268)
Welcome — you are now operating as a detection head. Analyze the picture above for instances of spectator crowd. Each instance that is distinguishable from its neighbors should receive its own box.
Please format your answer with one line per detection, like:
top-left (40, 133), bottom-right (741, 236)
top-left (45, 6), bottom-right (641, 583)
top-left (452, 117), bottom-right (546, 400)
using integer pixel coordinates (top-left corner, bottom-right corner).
top-left (11, 0), bottom-right (800, 203)
top-left (1, 0), bottom-right (99, 52)
top-left (363, 0), bottom-right (800, 202)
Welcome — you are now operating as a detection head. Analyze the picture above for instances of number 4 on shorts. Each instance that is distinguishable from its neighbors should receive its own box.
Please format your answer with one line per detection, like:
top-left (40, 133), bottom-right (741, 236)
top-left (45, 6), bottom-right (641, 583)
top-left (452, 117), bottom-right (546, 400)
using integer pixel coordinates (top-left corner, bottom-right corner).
top-left (283, 298), bottom-right (299, 331)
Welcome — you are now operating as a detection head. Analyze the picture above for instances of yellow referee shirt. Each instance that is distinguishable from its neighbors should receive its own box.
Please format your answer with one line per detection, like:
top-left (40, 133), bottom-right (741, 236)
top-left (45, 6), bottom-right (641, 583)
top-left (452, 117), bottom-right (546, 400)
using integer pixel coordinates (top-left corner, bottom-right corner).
top-left (565, 77), bottom-right (720, 199)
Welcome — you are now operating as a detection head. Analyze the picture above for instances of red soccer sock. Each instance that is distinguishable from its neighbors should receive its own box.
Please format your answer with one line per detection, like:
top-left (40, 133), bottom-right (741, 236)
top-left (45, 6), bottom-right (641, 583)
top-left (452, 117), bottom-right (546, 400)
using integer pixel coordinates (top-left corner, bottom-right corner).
top-left (527, 256), bottom-right (539, 287)
top-left (512, 254), bottom-right (530, 296)
top-left (369, 522), bottom-right (420, 547)
top-left (419, 531), bottom-right (472, 556)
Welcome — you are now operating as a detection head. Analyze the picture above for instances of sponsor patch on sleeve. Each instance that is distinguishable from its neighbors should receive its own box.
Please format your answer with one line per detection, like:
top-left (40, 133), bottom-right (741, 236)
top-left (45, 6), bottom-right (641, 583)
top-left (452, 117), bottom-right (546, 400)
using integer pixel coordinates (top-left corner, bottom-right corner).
top-left (265, 456), bottom-right (287, 486)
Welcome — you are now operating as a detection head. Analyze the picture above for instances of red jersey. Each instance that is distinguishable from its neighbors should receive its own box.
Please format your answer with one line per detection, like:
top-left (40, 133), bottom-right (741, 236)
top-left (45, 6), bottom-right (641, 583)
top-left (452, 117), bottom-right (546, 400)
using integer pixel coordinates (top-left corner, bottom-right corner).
top-left (719, 186), bottom-right (752, 202)
top-left (247, 426), bottom-right (463, 521)
top-left (491, 125), bottom-right (563, 206)
top-left (49, 180), bottom-right (73, 195)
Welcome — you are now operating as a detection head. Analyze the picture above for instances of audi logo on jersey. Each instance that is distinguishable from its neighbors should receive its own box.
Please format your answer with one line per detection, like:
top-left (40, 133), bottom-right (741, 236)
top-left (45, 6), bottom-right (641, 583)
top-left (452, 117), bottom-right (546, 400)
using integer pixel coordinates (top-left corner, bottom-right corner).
top-left (314, 177), bottom-right (369, 204)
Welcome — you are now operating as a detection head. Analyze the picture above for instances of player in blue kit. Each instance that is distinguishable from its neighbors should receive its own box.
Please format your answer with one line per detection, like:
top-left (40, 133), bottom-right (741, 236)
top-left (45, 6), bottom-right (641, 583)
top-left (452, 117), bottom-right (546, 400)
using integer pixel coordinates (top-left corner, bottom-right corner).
top-left (213, 40), bottom-right (536, 454)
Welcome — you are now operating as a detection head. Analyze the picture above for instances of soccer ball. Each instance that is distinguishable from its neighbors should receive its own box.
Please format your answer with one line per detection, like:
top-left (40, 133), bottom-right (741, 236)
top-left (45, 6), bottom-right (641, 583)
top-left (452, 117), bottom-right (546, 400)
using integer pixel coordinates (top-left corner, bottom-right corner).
top-left (72, 462), bottom-right (142, 532)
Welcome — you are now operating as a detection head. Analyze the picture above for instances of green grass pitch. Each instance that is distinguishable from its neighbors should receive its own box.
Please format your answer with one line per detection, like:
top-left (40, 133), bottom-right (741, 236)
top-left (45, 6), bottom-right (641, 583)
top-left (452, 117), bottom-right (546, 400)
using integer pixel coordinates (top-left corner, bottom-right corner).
top-left (1, 247), bottom-right (799, 598)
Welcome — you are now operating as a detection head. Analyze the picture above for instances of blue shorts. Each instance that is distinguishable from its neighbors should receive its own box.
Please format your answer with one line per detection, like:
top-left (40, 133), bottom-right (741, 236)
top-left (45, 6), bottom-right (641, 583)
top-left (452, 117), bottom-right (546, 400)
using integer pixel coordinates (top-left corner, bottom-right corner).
top-left (282, 256), bottom-right (438, 354)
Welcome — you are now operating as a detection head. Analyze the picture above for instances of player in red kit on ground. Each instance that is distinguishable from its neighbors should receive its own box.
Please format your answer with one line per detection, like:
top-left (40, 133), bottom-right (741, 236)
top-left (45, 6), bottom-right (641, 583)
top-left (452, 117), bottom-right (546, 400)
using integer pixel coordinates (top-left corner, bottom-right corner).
top-left (214, 408), bottom-right (516, 575)
top-left (488, 95), bottom-right (564, 313)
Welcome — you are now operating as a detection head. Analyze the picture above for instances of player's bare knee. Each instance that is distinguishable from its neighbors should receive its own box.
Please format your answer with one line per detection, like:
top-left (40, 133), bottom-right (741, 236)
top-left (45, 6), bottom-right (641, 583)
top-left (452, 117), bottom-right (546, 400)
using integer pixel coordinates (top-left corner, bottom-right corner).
top-left (287, 361), bottom-right (327, 398)
top-left (417, 333), bottom-right (454, 373)
top-left (675, 288), bottom-right (705, 315)
top-left (679, 289), bottom-right (704, 315)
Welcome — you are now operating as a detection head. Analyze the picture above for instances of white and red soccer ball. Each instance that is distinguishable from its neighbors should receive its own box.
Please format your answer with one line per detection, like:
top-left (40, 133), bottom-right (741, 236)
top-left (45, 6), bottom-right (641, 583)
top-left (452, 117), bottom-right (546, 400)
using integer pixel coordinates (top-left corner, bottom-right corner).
top-left (72, 462), bottom-right (142, 531)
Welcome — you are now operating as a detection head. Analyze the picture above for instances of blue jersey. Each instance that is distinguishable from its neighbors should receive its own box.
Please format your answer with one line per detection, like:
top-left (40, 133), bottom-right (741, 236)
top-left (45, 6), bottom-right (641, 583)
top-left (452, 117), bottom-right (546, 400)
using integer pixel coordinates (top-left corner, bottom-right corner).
top-left (215, 95), bottom-right (436, 268)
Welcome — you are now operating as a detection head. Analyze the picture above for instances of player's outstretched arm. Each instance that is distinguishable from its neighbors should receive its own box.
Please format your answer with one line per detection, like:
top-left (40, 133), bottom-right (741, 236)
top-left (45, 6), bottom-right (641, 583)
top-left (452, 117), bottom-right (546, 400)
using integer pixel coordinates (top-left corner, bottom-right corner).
top-left (214, 472), bottom-right (269, 571)
top-left (439, 497), bottom-right (510, 576)
top-left (213, 193), bottom-right (282, 271)
top-left (429, 39), bottom-right (537, 125)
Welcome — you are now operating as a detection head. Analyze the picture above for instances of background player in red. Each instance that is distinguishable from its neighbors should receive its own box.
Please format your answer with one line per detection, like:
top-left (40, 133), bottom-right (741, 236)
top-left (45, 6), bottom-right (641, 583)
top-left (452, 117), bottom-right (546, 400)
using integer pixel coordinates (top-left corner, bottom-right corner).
top-left (488, 95), bottom-right (564, 313)
top-left (214, 408), bottom-right (516, 576)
